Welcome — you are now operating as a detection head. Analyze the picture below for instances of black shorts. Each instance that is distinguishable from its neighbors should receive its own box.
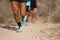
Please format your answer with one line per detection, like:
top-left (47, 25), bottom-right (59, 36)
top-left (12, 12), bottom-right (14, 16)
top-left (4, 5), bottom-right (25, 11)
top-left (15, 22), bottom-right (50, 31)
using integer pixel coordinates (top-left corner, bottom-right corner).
top-left (26, 6), bottom-right (30, 12)
top-left (10, 0), bottom-right (26, 2)
top-left (30, 0), bottom-right (37, 10)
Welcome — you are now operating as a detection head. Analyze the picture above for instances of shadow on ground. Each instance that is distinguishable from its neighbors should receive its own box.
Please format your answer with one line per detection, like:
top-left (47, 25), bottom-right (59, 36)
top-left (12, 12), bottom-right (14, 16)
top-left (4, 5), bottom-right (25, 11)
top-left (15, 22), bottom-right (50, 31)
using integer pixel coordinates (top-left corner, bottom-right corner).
top-left (0, 25), bottom-right (17, 31)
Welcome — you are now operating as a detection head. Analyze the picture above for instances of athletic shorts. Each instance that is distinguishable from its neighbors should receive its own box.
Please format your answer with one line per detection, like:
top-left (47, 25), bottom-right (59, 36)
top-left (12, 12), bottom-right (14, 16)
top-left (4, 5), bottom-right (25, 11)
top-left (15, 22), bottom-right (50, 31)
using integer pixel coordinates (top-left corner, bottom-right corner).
top-left (30, 0), bottom-right (37, 10)
top-left (10, 0), bottom-right (26, 2)
top-left (26, 6), bottom-right (30, 12)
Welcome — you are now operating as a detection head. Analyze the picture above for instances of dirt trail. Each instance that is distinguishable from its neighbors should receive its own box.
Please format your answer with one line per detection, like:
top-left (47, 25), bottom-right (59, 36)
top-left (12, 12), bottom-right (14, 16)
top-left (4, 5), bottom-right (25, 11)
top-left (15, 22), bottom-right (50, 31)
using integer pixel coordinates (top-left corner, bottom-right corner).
top-left (0, 17), bottom-right (60, 40)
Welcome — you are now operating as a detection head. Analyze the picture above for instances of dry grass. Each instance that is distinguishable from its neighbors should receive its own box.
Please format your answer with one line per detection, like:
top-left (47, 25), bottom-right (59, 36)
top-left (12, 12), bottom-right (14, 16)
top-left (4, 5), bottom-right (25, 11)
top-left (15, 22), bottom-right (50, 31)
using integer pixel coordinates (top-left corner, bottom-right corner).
top-left (0, 0), bottom-right (60, 24)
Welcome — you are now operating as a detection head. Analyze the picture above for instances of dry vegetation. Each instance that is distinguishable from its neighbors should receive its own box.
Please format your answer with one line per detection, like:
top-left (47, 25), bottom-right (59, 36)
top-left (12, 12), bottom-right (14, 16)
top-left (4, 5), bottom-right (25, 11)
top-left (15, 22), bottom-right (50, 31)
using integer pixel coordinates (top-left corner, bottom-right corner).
top-left (0, 0), bottom-right (60, 24)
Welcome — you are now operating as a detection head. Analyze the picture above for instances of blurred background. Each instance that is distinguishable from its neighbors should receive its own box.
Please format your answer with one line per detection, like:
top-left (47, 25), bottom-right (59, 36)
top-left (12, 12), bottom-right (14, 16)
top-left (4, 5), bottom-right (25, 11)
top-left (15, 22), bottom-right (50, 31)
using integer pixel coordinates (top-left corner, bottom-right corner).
top-left (0, 0), bottom-right (60, 25)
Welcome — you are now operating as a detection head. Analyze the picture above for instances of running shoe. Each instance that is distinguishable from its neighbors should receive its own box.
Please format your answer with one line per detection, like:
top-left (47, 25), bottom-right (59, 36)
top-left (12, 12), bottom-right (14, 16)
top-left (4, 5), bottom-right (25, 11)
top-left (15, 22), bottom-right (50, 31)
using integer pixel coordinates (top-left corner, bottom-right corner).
top-left (21, 16), bottom-right (27, 24)
top-left (16, 26), bottom-right (23, 32)
top-left (24, 22), bottom-right (29, 26)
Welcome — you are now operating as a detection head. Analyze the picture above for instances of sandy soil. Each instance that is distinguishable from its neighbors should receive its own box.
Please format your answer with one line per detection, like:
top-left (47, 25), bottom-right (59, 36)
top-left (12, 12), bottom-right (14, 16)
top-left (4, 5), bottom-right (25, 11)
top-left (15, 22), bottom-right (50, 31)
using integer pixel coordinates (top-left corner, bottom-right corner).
top-left (0, 0), bottom-right (60, 40)
top-left (0, 17), bottom-right (60, 40)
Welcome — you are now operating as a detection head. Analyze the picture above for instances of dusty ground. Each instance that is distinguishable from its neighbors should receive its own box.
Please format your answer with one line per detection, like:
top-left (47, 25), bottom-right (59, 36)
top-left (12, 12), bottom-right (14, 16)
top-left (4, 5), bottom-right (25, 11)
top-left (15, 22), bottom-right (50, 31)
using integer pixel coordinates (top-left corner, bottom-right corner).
top-left (0, 17), bottom-right (60, 40)
top-left (0, 0), bottom-right (60, 40)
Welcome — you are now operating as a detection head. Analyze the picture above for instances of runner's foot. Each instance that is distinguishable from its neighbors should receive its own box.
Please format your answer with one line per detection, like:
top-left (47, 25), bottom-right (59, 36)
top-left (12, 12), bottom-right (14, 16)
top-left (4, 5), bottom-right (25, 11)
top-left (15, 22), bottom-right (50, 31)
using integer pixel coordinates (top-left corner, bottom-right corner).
top-left (16, 26), bottom-right (23, 32)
